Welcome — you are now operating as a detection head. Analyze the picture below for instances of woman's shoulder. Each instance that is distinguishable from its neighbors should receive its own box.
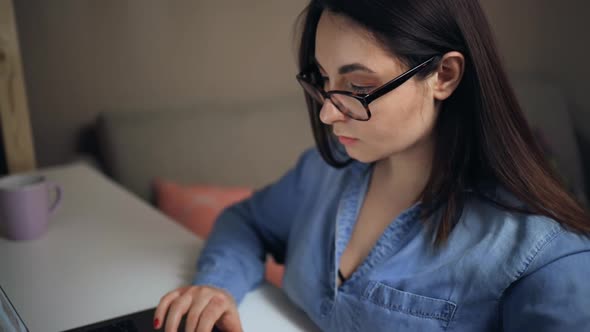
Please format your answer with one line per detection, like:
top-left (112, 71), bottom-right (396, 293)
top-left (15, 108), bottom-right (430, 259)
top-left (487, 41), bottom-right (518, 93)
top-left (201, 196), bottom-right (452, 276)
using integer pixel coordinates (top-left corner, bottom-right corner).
top-left (463, 183), bottom-right (589, 238)
top-left (459, 184), bottom-right (590, 277)
top-left (452, 186), bottom-right (590, 328)
top-left (296, 147), bottom-right (327, 172)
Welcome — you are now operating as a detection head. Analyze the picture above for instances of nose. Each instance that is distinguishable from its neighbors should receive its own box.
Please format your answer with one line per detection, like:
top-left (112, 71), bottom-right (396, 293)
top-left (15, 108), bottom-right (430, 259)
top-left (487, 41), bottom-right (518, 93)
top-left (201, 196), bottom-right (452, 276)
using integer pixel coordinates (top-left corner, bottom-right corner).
top-left (319, 98), bottom-right (347, 125)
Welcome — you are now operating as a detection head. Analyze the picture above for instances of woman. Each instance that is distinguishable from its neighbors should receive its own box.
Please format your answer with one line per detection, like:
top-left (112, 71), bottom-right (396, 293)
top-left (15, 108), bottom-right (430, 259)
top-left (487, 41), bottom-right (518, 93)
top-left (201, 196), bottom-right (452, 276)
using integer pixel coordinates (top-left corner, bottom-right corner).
top-left (154, 0), bottom-right (590, 331)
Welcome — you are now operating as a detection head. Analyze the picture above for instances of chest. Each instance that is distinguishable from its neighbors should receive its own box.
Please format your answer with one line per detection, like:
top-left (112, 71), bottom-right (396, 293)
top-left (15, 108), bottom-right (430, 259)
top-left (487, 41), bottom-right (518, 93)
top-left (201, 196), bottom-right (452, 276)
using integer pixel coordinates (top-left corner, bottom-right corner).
top-left (338, 181), bottom-right (410, 284)
top-left (281, 171), bottom-right (542, 332)
top-left (283, 207), bottom-right (506, 332)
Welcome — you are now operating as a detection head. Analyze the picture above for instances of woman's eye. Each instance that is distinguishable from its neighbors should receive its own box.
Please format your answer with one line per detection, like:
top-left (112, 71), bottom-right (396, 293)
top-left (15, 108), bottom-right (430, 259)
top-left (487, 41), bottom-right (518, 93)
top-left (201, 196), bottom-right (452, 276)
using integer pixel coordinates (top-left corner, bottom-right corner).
top-left (319, 75), bottom-right (373, 93)
top-left (350, 83), bottom-right (373, 94)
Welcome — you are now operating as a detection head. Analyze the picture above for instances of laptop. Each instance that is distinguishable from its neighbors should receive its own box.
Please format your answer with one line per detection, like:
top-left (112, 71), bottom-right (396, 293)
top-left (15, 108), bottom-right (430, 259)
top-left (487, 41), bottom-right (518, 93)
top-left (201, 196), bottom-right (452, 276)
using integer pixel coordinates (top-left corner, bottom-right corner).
top-left (1, 285), bottom-right (28, 332)
top-left (1, 284), bottom-right (202, 332)
top-left (61, 307), bottom-right (191, 332)
top-left (61, 307), bottom-right (183, 332)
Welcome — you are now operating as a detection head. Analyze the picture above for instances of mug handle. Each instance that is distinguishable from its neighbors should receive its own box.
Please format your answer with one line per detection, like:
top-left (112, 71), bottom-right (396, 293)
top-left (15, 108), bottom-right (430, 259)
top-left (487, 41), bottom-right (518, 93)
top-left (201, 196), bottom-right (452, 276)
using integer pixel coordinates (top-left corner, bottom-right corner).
top-left (47, 181), bottom-right (62, 215)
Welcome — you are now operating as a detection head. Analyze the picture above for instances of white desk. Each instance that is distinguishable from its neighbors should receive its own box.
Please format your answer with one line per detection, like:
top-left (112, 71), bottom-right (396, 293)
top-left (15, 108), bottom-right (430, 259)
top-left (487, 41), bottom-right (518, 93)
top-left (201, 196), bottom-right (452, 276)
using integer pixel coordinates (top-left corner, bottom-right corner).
top-left (0, 163), bottom-right (319, 332)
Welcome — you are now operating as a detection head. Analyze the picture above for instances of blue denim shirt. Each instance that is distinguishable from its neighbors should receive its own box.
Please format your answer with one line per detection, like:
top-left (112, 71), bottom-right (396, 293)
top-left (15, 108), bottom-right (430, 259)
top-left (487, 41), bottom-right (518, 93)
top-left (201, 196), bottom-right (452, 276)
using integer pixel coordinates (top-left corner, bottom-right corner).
top-left (193, 148), bottom-right (590, 331)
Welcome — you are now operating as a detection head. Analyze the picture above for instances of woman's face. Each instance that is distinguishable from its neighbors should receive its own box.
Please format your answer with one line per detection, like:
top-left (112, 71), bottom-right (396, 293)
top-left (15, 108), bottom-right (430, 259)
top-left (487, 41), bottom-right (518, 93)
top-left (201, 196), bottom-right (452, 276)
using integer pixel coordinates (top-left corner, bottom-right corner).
top-left (315, 11), bottom-right (440, 163)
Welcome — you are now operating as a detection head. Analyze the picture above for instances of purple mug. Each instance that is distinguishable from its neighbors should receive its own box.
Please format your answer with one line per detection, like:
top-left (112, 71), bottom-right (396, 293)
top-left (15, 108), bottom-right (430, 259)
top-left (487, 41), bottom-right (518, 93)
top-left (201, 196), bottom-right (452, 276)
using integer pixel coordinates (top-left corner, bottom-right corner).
top-left (0, 174), bottom-right (62, 241)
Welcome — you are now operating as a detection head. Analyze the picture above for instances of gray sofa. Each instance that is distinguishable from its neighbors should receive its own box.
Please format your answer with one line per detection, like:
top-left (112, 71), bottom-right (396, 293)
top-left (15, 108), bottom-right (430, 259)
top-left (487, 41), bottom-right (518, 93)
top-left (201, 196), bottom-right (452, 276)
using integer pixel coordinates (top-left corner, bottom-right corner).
top-left (95, 78), bottom-right (589, 206)
top-left (96, 96), bottom-right (314, 202)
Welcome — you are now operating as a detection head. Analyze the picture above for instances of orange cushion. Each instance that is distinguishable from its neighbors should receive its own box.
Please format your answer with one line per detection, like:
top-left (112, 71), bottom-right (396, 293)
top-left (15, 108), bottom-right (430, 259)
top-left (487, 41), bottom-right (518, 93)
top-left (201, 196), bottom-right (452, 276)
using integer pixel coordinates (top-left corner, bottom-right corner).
top-left (153, 178), bottom-right (284, 288)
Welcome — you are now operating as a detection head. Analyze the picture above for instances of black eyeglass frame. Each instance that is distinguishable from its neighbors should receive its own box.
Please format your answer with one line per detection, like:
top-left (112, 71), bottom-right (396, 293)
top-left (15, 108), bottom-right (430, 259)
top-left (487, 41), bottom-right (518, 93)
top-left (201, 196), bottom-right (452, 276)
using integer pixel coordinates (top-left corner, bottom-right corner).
top-left (296, 56), bottom-right (438, 121)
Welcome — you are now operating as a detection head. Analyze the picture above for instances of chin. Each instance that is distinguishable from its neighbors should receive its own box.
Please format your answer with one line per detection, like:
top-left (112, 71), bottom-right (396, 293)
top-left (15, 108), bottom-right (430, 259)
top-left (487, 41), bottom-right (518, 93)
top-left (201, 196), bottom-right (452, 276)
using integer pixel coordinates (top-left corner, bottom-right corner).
top-left (344, 147), bottom-right (380, 164)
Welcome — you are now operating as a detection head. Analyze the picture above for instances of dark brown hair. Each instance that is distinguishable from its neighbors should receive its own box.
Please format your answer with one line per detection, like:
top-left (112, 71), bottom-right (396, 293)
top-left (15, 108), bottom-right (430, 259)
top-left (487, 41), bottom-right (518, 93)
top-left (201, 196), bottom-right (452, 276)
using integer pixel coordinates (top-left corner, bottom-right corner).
top-left (295, 0), bottom-right (590, 245)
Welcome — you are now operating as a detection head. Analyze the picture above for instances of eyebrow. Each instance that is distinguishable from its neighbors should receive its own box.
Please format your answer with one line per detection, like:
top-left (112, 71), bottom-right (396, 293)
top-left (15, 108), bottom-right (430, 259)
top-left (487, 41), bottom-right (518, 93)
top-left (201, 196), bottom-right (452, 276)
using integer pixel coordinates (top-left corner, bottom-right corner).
top-left (314, 59), bottom-right (377, 75)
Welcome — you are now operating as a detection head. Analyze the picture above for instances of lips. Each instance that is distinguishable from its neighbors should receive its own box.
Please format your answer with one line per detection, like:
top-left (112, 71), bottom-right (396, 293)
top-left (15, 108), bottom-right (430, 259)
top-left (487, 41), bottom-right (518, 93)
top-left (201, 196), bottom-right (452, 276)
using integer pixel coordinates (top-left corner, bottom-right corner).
top-left (336, 135), bottom-right (358, 146)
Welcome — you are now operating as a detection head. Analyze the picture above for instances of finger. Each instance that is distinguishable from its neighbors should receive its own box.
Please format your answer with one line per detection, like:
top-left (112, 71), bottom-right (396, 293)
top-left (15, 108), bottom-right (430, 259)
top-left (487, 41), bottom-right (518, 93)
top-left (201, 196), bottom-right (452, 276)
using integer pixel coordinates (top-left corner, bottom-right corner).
top-left (215, 306), bottom-right (243, 332)
top-left (154, 287), bottom-right (188, 330)
top-left (184, 294), bottom-right (214, 332)
top-left (165, 294), bottom-right (193, 332)
top-left (196, 296), bottom-right (229, 332)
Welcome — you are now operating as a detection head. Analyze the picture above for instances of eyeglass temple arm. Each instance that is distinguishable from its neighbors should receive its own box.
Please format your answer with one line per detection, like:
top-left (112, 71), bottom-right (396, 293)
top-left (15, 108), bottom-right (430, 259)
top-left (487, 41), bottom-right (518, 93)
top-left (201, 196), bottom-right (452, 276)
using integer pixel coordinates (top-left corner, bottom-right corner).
top-left (365, 57), bottom-right (437, 104)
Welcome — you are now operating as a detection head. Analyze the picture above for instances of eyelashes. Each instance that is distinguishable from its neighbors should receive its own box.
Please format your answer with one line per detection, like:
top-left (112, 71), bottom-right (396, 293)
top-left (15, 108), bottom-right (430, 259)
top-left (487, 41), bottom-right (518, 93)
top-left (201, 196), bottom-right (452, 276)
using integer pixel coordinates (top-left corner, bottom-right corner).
top-left (321, 76), bottom-right (374, 94)
top-left (350, 84), bottom-right (373, 94)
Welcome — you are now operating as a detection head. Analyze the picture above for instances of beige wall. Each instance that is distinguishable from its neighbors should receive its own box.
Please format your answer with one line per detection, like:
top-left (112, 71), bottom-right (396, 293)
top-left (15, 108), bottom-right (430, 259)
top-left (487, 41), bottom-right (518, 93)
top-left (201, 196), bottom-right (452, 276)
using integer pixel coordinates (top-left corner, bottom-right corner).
top-left (14, 0), bottom-right (308, 167)
top-left (12, 0), bottom-right (590, 167)
top-left (481, 0), bottom-right (590, 127)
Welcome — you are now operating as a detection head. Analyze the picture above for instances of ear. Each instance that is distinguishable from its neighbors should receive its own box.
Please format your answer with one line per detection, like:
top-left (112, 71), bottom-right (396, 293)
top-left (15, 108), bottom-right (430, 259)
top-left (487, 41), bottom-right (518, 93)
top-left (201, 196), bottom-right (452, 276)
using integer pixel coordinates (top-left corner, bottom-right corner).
top-left (431, 51), bottom-right (465, 101)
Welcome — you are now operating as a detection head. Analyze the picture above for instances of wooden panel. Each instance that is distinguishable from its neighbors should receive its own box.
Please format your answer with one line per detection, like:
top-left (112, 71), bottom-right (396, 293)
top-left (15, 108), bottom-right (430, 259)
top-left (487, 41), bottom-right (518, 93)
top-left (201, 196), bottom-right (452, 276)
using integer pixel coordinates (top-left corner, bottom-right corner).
top-left (0, 0), bottom-right (36, 173)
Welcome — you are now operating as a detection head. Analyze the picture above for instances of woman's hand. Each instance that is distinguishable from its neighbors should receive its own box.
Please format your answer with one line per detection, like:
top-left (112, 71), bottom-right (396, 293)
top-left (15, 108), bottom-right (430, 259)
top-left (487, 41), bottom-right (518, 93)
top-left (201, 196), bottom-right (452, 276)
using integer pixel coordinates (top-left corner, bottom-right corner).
top-left (154, 285), bottom-right (243, 332)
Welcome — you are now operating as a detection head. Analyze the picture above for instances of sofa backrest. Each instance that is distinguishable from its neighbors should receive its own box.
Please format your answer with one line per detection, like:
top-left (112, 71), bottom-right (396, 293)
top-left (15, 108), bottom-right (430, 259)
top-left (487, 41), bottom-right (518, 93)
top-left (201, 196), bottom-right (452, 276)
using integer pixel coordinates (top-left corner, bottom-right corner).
top-left (97, 96), bottom-right (314, 201)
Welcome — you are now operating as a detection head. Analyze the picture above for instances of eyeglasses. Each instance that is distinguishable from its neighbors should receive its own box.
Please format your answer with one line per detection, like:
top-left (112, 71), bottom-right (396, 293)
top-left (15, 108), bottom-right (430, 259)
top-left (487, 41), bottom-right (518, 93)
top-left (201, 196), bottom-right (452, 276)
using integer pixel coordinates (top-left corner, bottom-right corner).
top-left (296, 56), bottom-right (437, 121)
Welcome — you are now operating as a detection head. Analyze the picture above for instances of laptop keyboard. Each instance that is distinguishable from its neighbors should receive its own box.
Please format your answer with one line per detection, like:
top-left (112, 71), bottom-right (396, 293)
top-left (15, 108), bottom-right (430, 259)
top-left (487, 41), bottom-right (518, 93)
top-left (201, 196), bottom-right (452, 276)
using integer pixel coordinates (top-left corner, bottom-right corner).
top-left (84, 319), bottom-right (139, 332)
top-left (62, 307), bottom-right (193, 332)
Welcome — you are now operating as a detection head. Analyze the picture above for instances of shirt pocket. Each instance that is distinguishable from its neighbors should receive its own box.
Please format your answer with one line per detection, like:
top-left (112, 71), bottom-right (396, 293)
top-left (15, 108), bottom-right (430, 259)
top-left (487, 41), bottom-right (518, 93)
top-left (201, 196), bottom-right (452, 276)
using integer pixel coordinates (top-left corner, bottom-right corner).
top-left (360, 280), bottom-right (457, 331)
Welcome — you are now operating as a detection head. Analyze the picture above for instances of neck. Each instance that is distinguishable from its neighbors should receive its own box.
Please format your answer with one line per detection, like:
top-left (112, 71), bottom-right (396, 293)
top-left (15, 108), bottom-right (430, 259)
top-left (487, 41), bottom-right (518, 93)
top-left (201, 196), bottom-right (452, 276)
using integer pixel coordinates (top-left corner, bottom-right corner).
top-left (373, 134), bottom-right (435, 205)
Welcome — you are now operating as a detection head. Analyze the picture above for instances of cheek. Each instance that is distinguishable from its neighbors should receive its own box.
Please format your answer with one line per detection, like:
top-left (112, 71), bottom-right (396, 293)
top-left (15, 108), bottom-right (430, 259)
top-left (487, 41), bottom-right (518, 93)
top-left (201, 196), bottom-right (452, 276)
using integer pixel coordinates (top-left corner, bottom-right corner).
top-left (368, 84), bottom-right (437, 149)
